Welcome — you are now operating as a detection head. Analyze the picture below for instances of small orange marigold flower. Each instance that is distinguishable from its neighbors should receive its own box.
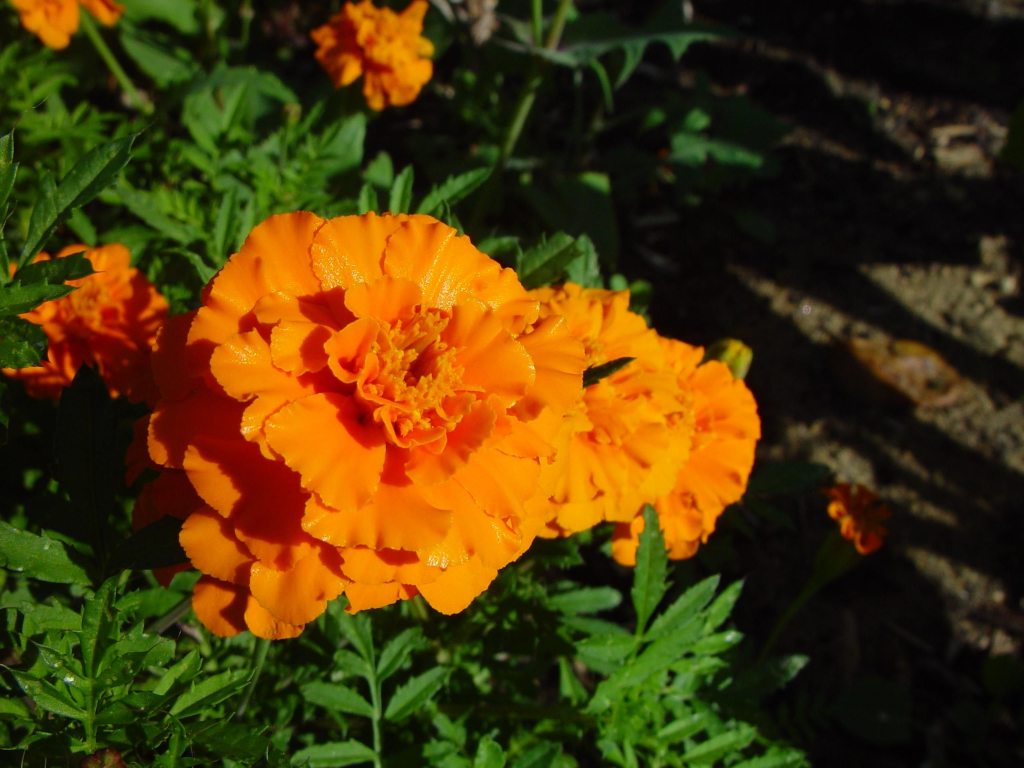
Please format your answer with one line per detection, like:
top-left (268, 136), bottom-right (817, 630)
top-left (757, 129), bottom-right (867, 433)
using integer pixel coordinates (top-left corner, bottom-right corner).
top-left (3, 243), bottom-right (168, 403)
top-left (10, 0), bottom-right (123, 50)
top-left (311, 0), bottom-right (435, 111)
top-left (133, 212), bottom-right (586, 639)
top-left (611, 337), bottom-right (761, 565)
top-left (529, 284), bottom-right (695, 537)
top-left (823, 483), bottom-right (891, 555)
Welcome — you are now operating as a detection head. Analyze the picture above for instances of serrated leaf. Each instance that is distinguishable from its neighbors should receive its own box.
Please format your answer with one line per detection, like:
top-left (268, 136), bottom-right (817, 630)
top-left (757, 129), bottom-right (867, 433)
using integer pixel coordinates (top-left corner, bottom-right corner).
top-left (13, 252), bottom-right (92, 286)
top-left (549, 587), bottom-right (622, 615)
top-left (10, 670), bottom-right (87, 720)
top-left (170, 668), bottom-right (251, 717)
top-left (192, 720), bottom-right (272, 761)
top-left (384, 666), bottom-right (449, 722)
top-left (388, 165), bottom-right (415, 214)
top-left (679, 726), bottom-right (756, 764)
top-left (154, 650), bottom-right (202, 695)
top-left (474, 736), bottom-right (506, 768)
top-left (415, 167), bottom-right (493, 215)
top-left (0, 131), bottom-right (17, 215)
top-left (646, 575), bottom-right (719, 642)
top-left (703, 579), bottom-right (743, 632)
top-left (171, 248), bottom-right (217, 284)
top-left (357, 182), bottom-right (379, 215)
top-left (515, 232), bottom-right (577, 289)
top-left (509, 742), bottom-right (559, 768)
top-left (576, 634), bottom-right (638, 663)
top-left (19, 602), bottom-right (82, 635)
top-left (333, 648), bottom-right (373, 680)
top-left (631, 505), bottom-right (668, 636)
top-left (0, 282), bottom-right (76, 316)
top-left (336, 611), bottom-right (374, 662)
top-left (0, 317), bottom-right (47, 367)
top-left (364, 152), bottom-right (394, 189)
top-left (320, 113), bottom-right (367, 177)
top-left (110, 515), bottom-right (188, 572)
top-left (582, 357), bottom-right (634, 388)
top-left (656, 711), bottom-right (712, 743)
top-left (731, 748), bottom-right (808, 768)
top-left (291, 741), bottom-right (377, 767)
top-left (300, 681), bottom-right (374, 718)
top-left (211, 187), bottom-right (237, 266)
top-left (377, 626), bottom-right (424, 682)
top-left (19, 135), bottom-right (136, 265)
top-left (0, 696), bottom-right (32, 718)
top-left (0, 520), bottom-right (92, 585)
top-left (80, 577), bottom-right (116, 676)
top-left (691, 630), bottom-right (743, 655)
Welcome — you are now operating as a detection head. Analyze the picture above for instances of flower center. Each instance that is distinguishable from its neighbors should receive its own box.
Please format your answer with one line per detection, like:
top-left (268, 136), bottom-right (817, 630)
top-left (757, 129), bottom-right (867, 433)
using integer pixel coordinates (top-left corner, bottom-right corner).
top-left (66, 279), bottom-right (114, 335)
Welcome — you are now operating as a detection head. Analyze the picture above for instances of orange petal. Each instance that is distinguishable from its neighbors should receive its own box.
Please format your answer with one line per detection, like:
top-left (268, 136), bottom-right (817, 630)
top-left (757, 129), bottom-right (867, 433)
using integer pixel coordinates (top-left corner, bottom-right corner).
top-left (311, 212), bottom-right (406, 291)
top-left (421, 482), bottom-right (520, 570)
top-left (382, 218), bottom-right (526, 312)
top-left (610, 519), bottom-right (642, 567)
top-left (191, 576), bottom-right (248, 637)
top-left (249, 545), bottom-right (347, 626)
top-left (344, 275), bottom-right (422, 323)
top-left (148, 390), bottom-right (244, 469)
top-left (265, 393), bottom-right (387, 513)
top-left (180, 507), bottom-right (255, 585)
top-left (344, 582), bottom-right (407, 614)
top-left (132, 470), bottom-right (205, 531)
top-left (210, 329), bottom-right (315, 403)
top-left (417, 557), bottom-right (497, 615)
top-left (270, 321), bottom-right (333, 375)
top-left (455, 446), bottom-right (540, 521)
top-left (252, 291), bottom-right (337, 327)
top-left (151, 310), bottom-right (199, 401)
top-left (446, 301), bottom-right (534, 405)
top-left (512, 316), bottom-right (586, 421)
top-left (324, 317), bottom-right (381, 384)
top-left (183, 436), bottom-right (314, 570)
top-left (126, 414), bottom-right (157, 485)
top-left (244, 597), bottom-right (305, 640)
top-left (405, 398), bottom-right (496, 485)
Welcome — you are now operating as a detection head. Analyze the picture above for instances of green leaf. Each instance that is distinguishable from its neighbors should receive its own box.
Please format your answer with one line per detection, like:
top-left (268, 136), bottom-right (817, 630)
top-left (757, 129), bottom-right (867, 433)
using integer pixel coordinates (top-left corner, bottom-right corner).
top-left (631, 505), bottom-right (668, 635)
top-left (384, 666), bottom-right (449, 722)
top-left (211, 187), bottom-right (238, 265)
top-left (300, 681), bottom-right (374, 718)
top-left (191, 721), bottom-right (271, 761)
top-left (334, 648), bottom-right (373, 680)
top-left (320, 113), bottom-right (367, 177)
top-left (388, 165), bottom-right (415, 214)
top-left (474, 736), bottom-right (507, 768)
top-left (67, 208), bottom-right (98, 246)
top-left (14, 252), bottom-right (92, 285)
top-left (730, 748), bottom-right (808, 768)
top-left (172, 248), bottom-right (217, 284)
top-left (679, 726), bottom-right (757, 764)
top-left (9, 670), bottom-right (87, 720)
top-left (80, 576), bottom-right (116, 676)
top-left (170, 668), bottom-right (251, 718)
top-left (56, 365), bottom-right (116, 557)
top-left (119, 27), bottom-right (197, 87)
top-left (549, 587), bottom-right (622, 615)
top-left (515, 232), bottom-right (578, 289)
top-left (691, 630), bottom-right (743, 655)
top-left (123, 0), bottom-right (200, 33)
top-left (646, 575), bottom-right (719, 642)
top-left (110, 515), bottom-right (188, 572)
top-left (724, 655), bottom-right (809, 704)
top-left (563, 234), bottom-right (602, 288)
top-left (364, 152), bottom-right (394, 189)
top-left (576, 634), bottom-right (638, 664)
top-left (704, 579), bottom-right (743, 632)
top-left (336, 611), bottom-right (374, 662)
top-left (416, 167), bottom-right (493, 215)
top-left (0, 282), bottom-right (76, 316)
top-left (19, 135), bottom-right (136, 265)
top-left (154, 649), bottom-right (202, 695)
top-left (0, 317), bottom-right (48, 368)
top-left (582, 357), bottom-right (634, 388)
top-left (0, 131), bottom-right (18, 216)
top-left (656, 711), bottom-right (712, 743)
top-left (0, 520), bottom-right (92, 585)
top-left (19, 602), bottom-right (82, 635)
top-left (0, 696), bottom-right (32, 719)
top-left (509, 742), bottom-right (559, 768)
top-left (291, 741), bottom-right (377, 767)
top-left (377, 626), bottom-right (425, 682)
top-left (357, 182), bottom-right (379, 215)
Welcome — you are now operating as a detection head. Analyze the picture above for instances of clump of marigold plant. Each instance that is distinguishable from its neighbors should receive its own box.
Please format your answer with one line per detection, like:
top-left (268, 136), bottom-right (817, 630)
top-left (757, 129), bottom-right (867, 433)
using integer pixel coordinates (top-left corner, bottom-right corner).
top-left (2, 243), bottom-right (168, 403)
top-left (311, 0), bottom-right (434, 110)
top-left (133, 211), bottom-right (586, 639)
top-left (529, 283), bottom-right (696, 538)
top-left (823, 483), bottom-right (891, 554)
top-left (10, 0), bottom-right (124, 50)
top-left (611, 337), bottom-right (761, 565)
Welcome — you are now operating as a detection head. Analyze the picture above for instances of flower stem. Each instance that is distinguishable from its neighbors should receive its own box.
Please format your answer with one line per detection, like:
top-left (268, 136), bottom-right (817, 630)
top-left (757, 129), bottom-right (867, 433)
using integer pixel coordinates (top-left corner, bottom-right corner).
top-left (79, 11), bottom-right (153, 115)
top-left (531, 0), bottom-right (543, 45)
top-left (369, 670), bottom-right (383, 768)
top-left (235, 638), bottom-right (271, 719)
top-left (468, 0), bottom-right (573, 232)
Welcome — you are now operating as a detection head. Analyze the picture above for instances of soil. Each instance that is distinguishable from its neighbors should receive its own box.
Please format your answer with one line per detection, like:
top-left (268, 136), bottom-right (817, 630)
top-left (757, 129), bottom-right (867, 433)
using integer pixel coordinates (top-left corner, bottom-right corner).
top-left (619, 1), bottom-right (1024, 764)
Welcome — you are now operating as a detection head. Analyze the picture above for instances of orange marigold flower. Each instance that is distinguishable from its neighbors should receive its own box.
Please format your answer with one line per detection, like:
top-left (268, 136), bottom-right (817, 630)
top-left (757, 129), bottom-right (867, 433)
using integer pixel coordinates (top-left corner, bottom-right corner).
top-left (611, 338), bottom-right (761, 565)
top-left (3, 243), bottom-right (168, 403)
top-left (133, 212), bottom-right (586, 639)
top-left (528, 284), bottom-right (695, 537)
top-left (823, 483), bottom-right (891, 555)
top-left (311, 0), bottom-right (434, 110)
top-left (10, 0), bottom-right (123, 50)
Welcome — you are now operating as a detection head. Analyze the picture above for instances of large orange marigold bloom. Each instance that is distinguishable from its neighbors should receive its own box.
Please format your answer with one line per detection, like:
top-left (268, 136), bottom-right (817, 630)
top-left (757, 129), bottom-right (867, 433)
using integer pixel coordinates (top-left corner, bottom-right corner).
top-left (611, 338), bottom-right (761, 565)
top-left (823, 483), bottom-right (891, 555)
top-left (10, 0), bottom-right (123, 50)
top-left (311, 0), bottom-right (434, 110)
top-left (133, 212), bottom-right (586, 639)
top-left (2, 243), bottom-right (168, 403)
top-left (529, 284), bottom-right (695, 537)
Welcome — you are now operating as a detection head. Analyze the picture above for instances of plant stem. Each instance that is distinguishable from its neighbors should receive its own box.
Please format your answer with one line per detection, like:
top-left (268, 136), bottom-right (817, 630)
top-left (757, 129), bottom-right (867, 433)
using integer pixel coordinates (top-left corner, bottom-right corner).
top-left (79, 12), bottom-right (152, 115)
top-left (531, 0), bottom-right (543, 45)
top-left (468, 0), bottom-right (573, 231)
top-left (146, 596), bottom-right (193, 635)
top-left (368, 670), bottom-right (383, 768)
top-left (235, 638), bottom-right (271, 719)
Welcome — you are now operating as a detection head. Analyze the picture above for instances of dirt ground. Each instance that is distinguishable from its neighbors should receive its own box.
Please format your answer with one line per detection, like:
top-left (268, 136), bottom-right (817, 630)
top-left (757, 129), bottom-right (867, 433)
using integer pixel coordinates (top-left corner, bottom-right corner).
top-left (622, 1), bottom-right (1024, 764)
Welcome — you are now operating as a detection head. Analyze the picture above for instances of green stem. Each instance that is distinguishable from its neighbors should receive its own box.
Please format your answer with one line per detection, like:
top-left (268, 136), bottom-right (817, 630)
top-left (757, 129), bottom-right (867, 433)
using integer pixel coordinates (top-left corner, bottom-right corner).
top-left (235, 638), bottom-right (271, 719)
top-left (146, 596), bottom-right (193, 635)
top-left (79, 12), bottom-right (152, 115)
top-left (468, 0), bottom-right (573, 232)
top-left (531, 0), bottom-right (543, 45)
top-left (368, 670), bottom-right (383, 768)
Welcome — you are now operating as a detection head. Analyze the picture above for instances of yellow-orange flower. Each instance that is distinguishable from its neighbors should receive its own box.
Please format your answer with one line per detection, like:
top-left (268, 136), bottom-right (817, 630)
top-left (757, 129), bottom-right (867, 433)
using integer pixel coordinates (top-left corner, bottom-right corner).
top-left (134, 212), bottom-right (586, 639)
top-left (3, 243), bottom-right (168, 403)
top-left (611, 338), bottom-right (761, 565)
top-left (529, 284), bottom-right (695, 537)
top-left (823, 483), bottom-right (891, 555)
top-left (10, 0), bottom-right (123, 50)
top-left (311, 0), bottom-right (434, 110)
